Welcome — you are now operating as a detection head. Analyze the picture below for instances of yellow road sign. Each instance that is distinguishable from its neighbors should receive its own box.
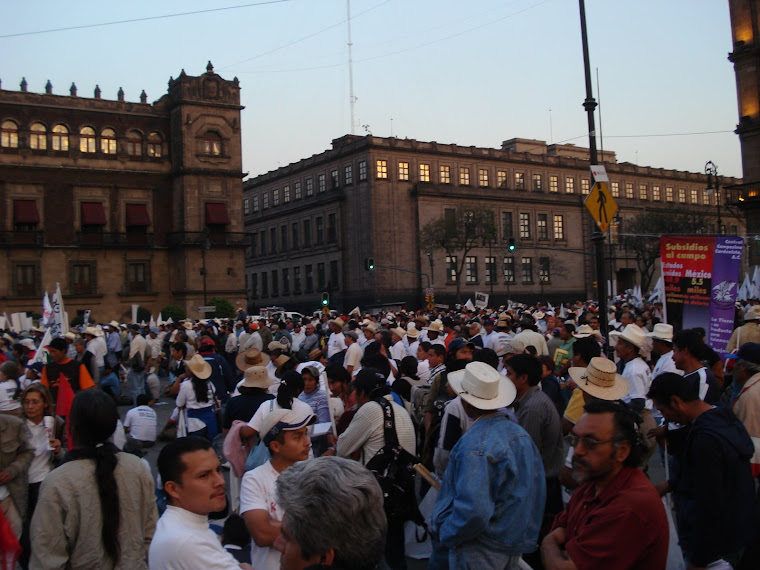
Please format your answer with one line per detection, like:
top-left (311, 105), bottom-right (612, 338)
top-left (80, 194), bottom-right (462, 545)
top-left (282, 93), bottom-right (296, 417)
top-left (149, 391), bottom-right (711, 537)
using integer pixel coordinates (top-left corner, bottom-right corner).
top-left (426, 302), bottom-right (435, 311)
top-left (321, 306), bottom-right (330, 314)
top-left (585, 181), bottom-right (618, 233)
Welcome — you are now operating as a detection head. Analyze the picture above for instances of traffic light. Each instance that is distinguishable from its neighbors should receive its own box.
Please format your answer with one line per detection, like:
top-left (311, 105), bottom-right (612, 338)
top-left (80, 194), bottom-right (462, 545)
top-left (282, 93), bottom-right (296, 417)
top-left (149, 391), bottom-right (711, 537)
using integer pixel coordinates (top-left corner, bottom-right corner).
top-left (321, 292), bottom-right (329, 306)
top-left (508, 237), bottom-right (516, 252)
top-left (364, 257), bottom-right (375, 271)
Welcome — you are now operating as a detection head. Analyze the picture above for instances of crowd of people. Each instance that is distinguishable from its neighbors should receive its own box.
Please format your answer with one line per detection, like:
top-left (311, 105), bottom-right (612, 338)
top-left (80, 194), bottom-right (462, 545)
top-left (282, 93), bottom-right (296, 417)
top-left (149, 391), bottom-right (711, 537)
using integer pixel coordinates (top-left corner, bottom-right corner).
top-left (0, 295), bottom-right (758, 569)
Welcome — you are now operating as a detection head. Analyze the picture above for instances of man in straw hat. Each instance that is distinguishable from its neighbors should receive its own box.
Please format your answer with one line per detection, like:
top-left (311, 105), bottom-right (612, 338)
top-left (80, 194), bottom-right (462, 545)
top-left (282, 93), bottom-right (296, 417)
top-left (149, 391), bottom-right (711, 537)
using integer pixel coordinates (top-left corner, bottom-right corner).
top-left (324, 318), bottom-right (346, 366)
top-left (727, 305), bottom-right (760, 352)
top-left (430, 361), bottom-right (545, 569)
top-left (542, 399), bottom-right (669, 569)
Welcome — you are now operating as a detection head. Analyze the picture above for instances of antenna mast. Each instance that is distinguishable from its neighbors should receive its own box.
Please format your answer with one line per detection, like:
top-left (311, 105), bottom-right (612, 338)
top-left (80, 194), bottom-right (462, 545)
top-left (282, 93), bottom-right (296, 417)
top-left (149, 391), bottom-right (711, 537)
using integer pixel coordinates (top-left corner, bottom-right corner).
top-left (347, 0), bottom-right (356, 135)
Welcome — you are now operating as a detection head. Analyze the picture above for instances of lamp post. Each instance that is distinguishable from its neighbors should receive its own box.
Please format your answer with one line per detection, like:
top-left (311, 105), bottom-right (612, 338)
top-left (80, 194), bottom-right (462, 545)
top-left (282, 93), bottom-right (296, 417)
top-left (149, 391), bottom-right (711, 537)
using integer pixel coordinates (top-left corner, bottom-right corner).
top-left (705, 161), bottom-right (722, 234)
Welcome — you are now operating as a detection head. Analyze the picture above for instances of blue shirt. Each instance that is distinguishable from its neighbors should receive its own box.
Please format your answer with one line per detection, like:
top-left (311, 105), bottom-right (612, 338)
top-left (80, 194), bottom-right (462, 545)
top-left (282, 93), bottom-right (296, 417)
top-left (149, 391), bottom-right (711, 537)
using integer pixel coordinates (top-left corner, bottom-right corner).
top-left (431, 413), bottom-right (546, 554)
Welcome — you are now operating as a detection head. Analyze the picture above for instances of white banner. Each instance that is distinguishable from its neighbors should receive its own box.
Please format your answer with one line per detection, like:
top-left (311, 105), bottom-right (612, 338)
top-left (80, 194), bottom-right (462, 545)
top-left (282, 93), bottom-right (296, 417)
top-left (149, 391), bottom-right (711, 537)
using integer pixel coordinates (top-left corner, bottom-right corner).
top-left (42, 292), bottom-right (53, 326)
top-left (474, 292), bottom-right (489, 309)
top-left (28, 327), bottom-right (52, 366)
top-left (49, 282), bottom-right (68, 337)
top-left (83, 310), bottom-right (90, 326)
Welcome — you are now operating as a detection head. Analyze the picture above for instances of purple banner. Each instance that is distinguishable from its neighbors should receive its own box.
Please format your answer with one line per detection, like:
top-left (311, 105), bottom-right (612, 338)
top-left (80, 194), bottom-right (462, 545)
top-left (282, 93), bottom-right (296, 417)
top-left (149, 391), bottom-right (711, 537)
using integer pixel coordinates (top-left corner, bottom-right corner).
top-left (708, 237), bottom-right (744, 351)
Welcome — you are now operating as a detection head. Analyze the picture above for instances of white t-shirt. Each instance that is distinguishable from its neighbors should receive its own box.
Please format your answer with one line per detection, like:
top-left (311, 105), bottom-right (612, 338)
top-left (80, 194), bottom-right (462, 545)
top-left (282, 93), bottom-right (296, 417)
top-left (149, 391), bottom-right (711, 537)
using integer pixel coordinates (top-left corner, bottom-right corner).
top-left (26, 419), bottom-right (54, 484)
top-left (344, 342), bottom-right (363, 372)
top-left (239, 460), bottom-right (283, 570)
top-left (0, 379), bottom-right (19, 412)
top-left (149, 505), bottom-right (241, 570)
top-left (124, 405), bottom-right (158, 442)
top-left (327, 332), bottom-right (346, 358)
top-left (176, 379), bottom-right (216, 410)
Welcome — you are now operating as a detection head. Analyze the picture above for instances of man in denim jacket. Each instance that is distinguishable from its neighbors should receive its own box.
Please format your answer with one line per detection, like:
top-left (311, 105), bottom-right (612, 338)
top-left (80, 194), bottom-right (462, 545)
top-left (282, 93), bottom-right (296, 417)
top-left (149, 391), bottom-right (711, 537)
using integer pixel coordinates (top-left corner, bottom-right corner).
top-left (430, 361), bottom-right (546, 569)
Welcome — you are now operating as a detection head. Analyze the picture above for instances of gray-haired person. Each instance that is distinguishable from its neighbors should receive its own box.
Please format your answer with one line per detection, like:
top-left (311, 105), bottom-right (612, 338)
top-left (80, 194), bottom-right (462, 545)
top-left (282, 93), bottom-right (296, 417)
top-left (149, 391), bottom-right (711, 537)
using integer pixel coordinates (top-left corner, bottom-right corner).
top-left (274, 456), bottom-right (386, 570)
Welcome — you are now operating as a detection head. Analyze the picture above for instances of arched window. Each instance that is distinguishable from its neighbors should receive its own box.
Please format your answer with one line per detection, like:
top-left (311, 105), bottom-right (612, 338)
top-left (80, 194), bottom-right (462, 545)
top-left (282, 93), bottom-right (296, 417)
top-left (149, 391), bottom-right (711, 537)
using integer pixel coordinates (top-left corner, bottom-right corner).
top-left (147, 132), bottom-right (162, 157)
top-left (127, 130), bottom-right (142, 157)
top-left (202, 131), bottom-right (222, 156)
top-left (1, 120), bottom-right (18, 148)
top-left (101, 128), bottom-right (116, 154)
top-left (52, 124), bottom-right (69, 151)
top-left (30, 123), bottom-right (47, 150)
top-left (79, 126), bottom-right (96, 153)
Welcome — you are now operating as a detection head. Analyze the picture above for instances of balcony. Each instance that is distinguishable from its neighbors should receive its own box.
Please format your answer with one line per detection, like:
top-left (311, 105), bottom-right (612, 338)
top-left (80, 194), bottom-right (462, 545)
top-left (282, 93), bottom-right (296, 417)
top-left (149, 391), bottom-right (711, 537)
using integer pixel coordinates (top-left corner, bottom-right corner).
top-left (166, 231), bottom-right (249, 248)
top-left (0, 231), bottom-right (44, 247)
top-left (724, 181), bottom-right (760, 208)
top-left (75, 232), bottom-right (155, 248)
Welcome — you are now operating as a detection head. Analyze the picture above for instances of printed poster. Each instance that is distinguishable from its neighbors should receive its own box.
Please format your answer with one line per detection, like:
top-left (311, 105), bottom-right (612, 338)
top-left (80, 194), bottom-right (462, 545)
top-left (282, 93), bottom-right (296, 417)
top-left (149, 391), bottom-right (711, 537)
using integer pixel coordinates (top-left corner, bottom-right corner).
top-left (660, 236), bottom-right (743, 351)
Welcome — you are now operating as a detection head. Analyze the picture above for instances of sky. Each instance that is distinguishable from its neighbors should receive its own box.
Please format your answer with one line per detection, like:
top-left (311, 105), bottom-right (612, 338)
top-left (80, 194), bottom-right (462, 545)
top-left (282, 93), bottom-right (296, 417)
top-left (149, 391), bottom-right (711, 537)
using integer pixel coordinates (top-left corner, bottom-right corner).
top-left (1, 0), bottom-right (744, 180)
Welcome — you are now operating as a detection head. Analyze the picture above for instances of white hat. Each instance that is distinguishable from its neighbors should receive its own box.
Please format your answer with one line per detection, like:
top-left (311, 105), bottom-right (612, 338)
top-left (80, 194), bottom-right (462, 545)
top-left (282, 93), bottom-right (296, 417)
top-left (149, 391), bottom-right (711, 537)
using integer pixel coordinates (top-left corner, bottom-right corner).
top-left (19, 338), bottom-right (36, 351)
top-left (448, 361), bottom-right (517, 410)
top-left (391, 327), bottom-right (407, 340)
top-left (259, 407), bottom-right (316, 446)
top-left (609, 324), bottom-right (647, 349)
top-left (745, 305), bottom-right (760, 321)
top-left (568, 357), bottom-right (630, 401)
top-left (184, 354), bottom-right (212, 379)
top-left (240, 366), bottom-right (274, 389)
top-left (424, 320), bottom-right (444, 333)
top-left (647, 323), bottom-right (674, 342)
top-left (109, 320), bottom-right (120, 329)
top-left (573, 324), bottom-right (602, 341)
top-left (406, 326), bottom-right (419, 339)
top-left (496, 338), bottom-right (525, 357)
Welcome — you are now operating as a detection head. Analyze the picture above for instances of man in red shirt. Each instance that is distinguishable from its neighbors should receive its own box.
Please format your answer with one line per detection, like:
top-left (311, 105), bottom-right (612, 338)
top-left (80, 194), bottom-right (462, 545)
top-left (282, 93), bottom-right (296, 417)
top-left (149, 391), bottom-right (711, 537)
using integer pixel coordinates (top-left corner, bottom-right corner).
top-left (541, 400), bottom-right (668, 569)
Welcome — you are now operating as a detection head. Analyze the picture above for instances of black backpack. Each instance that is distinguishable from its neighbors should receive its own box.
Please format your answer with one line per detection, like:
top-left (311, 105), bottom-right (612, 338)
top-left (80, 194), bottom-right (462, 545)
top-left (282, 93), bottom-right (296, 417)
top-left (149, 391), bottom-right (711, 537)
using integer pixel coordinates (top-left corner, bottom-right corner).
top-left (365, 398), bottom-right (427, 529)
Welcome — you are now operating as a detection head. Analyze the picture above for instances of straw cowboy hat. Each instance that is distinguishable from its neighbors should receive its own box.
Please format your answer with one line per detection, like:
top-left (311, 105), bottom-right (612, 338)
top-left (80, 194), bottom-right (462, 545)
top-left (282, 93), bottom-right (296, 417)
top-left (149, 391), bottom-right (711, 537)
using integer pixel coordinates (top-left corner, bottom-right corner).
top-left (447, 361), bottom-right (517, 410)
top-left (240, 366), bottom-right (274, 389)
top-left (405, 324), bottom-right (420, 339)
top-left (184, 354), bottom-right (212, 379)
top-left (308, 348), bottom-right (324, 361)
top-left (424, 320), bottom-right (444, 333)
top-left (745, 305), bottom-right (760, 321)
top-left (109, 320), bottom-right (120, 329)
top-left (609, 324), bottom-right (647, 349)
top-left (362, 322), bottom-right (377, 334)
top-left (647, 323), bottom-right (674, 343)
top-left (235, 347), bottom-right (271, 372)
top-left (568, 357), bottom-right (630, 401)
top-left (329, 317), bottom-right (345, 328)
top-left (83, 327), bottom-right (99, 337)
top-left (391, 327), bottom-right (407, 340)
top-left (573, 324), bottom-right (602, 341)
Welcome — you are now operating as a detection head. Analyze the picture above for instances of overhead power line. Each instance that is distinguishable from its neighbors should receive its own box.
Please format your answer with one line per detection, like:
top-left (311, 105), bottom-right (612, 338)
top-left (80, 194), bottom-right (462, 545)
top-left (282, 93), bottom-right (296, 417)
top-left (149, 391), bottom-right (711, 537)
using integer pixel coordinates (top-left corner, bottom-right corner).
top-left (0, 0), bottom-right (291, 39)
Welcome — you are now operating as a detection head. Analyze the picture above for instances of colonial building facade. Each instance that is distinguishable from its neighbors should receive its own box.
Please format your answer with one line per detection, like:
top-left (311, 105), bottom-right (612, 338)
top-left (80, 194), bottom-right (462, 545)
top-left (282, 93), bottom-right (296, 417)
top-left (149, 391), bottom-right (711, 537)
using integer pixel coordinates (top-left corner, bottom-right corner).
top-left (243, 135), bottom-right (743, 313)
top-left (0, 63), bottom-right (246, 321)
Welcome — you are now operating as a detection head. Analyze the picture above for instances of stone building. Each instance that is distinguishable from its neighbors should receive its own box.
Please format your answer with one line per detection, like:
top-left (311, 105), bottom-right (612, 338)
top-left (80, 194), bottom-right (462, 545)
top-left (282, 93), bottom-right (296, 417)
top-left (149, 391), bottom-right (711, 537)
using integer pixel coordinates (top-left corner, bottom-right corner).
top-left (727, 0), bottom-right (760, 259)
top-left (0, 63), bottom-right (246, 322)
top-left (243, 134), bottom-right (743, 313)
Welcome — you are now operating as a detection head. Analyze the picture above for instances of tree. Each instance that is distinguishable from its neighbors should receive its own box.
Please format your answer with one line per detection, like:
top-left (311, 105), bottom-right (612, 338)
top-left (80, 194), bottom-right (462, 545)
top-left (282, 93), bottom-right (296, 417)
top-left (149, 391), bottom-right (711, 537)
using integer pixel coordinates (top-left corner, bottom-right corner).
top-left (537, 253), bottom-right (570, 300)
top-left (420, 204), bottom-right (497, 301)
top-left (160, 305), bottom-right (187, 323)
top-left (618, 211), bottom-right (708, 293)
top-left (209, 297), bottom-right (236, 318)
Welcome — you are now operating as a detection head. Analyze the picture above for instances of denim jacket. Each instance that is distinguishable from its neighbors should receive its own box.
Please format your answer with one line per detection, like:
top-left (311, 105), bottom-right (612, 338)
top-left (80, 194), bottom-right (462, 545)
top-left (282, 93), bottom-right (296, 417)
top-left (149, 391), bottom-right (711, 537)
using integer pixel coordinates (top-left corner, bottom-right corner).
top-left (430, 413), bottom-right (546, 554)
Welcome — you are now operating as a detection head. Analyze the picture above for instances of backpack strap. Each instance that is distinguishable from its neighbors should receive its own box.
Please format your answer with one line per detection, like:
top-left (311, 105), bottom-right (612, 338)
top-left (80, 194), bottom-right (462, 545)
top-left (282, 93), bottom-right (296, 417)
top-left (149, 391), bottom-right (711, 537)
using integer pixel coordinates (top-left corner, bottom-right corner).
top-left (374, 398), bottom-right (400, 448)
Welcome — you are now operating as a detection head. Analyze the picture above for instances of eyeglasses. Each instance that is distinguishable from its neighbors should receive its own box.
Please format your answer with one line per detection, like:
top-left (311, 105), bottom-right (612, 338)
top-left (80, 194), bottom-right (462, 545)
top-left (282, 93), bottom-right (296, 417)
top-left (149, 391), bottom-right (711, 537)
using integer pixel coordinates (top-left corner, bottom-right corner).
top-left (568, 434), bottom-right (619, 450)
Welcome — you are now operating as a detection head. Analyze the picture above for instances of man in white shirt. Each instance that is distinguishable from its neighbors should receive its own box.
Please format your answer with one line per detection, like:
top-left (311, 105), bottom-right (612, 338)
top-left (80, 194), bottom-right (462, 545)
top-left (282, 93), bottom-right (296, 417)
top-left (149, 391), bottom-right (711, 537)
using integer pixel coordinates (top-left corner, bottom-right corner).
top-left (124, 394), bottom-right (157, 447)
top-left (648, 323), bottom-right (682, 378)
top-left (150, 437), bottom-right (252, 569)
top-left (127, 325), bottom-right (147, 404)
top-left (343, 331), bottom-right (363, 377)
top-left (325, 318), bottom-right (346, 364)
top-left (389, 327), bottom-right (407, 362)
top-left (240, 408), bottom-right (315, 570)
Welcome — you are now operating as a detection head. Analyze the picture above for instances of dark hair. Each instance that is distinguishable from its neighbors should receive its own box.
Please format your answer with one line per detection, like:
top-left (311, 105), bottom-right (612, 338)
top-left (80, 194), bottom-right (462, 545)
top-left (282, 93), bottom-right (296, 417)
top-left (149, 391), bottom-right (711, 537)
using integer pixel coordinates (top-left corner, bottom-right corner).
top-left (647, 372), bottom-right (699, 405)
top-left (524, 345), bottom-right (538, 356)
top-left (672, 329), bottom-right (706, 360)
top-left (136, 394), bottom-right (150, 406)
top-left (158, 436), bottom-right (213, 490)
top-left (191, 376), bottom-right (211, 404)
top-left (171, 342), bottom-right (187, 357)
top-left (361, 353), bottom-right (391, 379)
top-left (418, 341), bottom-right (431, 353)
top-left (506, 354), bottom-right (542, 387)
top-left (564, 323), bottom-right (576, 334)
top-left (573, 337), bottom-right (601, 366)
top-left (428, 344), bottom-right (446, 359)
top-left (399, 356), bottom-right (419, 380)
top-left (473, 348), bottom-right (499, 370)
top-left (582, 399), bottom-right (644, 468)
top-left (325, 365), bottom-right (350, 384)
top-left (68, 391), bottom-right (121, 564)
top-left (362, 341), bottom-right (383, 359)
top-left (352, 368), bottom-right (388, 399)
top-left (539, 355), bottom-right (555, 371)
top-left (276, 370), bottom-right (304, 409)
top-left (222, 513), bottom-right (250, 547)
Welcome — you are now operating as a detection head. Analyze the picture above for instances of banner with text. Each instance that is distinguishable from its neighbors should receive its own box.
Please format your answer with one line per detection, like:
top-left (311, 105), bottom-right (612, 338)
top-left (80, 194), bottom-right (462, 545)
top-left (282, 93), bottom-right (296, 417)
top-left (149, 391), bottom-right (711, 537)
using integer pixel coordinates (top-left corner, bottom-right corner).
top-left (661, 236), bottom-right (743, 351)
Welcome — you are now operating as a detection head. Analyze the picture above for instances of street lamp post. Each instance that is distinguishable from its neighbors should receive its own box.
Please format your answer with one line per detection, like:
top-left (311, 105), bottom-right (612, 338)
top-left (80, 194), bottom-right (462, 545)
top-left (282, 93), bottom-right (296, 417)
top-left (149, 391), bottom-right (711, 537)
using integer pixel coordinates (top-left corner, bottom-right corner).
top-left (705, 161), bottom-right (722, 234)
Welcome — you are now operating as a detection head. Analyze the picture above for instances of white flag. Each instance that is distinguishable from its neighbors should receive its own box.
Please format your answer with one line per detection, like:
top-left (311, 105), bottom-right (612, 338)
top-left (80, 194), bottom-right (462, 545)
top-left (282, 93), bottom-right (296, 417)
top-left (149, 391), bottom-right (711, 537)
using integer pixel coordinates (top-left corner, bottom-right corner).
top-left (42, 292), bottom-right (53, 326)
top-left (131, 304), bottom-right (138, 324)
top-left (752, 266), bottom-right (760, 300)
top-left (83, 310), bottom-right (90, 326)
top-left (49, 282), bottom-right (68, 338)
top-left (149, 315), bottom-right (156, 329)
top-left (28, 327), bottom-right (53, 366)
top-left (157, 313), bottom-right (163, 326)
top-left (464, 299), bottom-right (475, 311)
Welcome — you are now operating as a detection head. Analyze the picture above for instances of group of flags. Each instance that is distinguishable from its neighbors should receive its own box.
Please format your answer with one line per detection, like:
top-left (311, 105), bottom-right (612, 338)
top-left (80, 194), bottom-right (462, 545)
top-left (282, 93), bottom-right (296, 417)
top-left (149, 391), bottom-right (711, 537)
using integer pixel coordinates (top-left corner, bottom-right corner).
top-left (737, 266), bottom-right (760, 302)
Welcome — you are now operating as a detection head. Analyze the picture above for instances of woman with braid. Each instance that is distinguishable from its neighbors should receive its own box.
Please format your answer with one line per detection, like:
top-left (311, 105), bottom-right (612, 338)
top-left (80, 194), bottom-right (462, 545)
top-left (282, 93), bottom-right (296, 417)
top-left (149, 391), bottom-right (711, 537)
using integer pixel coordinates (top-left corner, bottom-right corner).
top-left (29, 390), bottom-right (157, 569)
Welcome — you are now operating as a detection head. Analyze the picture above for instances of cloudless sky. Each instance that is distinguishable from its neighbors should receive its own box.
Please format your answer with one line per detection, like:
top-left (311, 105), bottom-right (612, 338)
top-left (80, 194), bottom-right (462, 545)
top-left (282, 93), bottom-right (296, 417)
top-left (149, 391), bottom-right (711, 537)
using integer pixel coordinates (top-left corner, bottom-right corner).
top-left (1, 0), bottom-right (743, 179)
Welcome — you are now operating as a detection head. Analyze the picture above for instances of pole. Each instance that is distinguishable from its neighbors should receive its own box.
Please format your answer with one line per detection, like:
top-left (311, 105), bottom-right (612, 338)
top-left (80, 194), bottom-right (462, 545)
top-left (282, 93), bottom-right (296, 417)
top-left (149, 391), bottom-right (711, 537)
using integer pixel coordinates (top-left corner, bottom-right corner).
top-left (578, 0), bottom-right (609, 344)
top-left (705, 161), bottom-right (721, 234)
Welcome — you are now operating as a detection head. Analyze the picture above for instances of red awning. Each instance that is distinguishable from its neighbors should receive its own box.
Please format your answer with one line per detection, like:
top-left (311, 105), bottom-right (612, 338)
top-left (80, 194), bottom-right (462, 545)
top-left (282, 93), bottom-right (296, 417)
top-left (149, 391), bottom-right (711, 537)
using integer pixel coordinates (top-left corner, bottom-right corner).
top-left (205, 202), bottom-right (230, 225)
top-left (81, 202), bottom-right (107, 225)
top-left (126, 203), bottom-right (151, 227)
top-left (13, 200), bottom-right (40, 224)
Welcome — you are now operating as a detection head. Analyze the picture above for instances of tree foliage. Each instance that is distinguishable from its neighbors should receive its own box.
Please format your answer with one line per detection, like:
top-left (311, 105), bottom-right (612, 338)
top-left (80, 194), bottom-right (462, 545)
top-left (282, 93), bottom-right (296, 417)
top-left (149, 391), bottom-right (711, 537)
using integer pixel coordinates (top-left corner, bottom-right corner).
top-left (618, 211), bottom-right (708, 293)
top-left (209, 297), bottom-right (236, 319)
top-left (420, 204), bottom-right (497, 301)
top-left (160, 305), bottom-right (187, 323)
